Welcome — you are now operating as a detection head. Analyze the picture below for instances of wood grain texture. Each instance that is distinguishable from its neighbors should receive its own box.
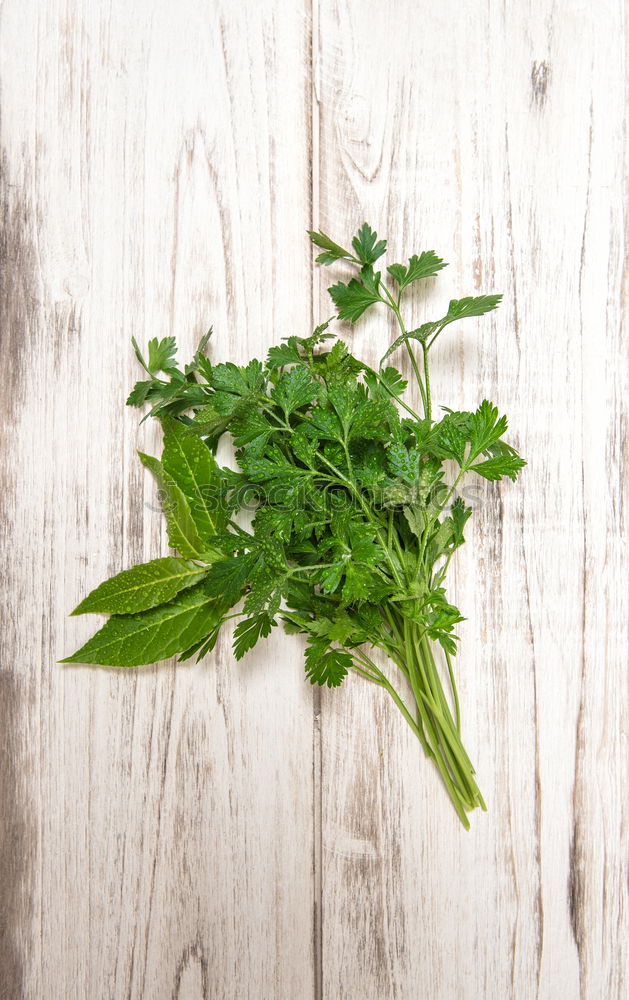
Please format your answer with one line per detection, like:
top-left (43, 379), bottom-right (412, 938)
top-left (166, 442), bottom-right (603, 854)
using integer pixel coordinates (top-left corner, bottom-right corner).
top-left (0, 0), bottom-right (626, 998)
top-left (1, 2), bottom-right (315, 998)
top-left (315, 1), bottom-right (628, 998)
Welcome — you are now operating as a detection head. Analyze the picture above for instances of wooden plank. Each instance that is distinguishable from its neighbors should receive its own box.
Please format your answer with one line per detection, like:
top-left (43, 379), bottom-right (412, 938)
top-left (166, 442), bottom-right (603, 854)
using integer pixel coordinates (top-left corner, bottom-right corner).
top-left (0, 2), bottom-right (315, 997)
top-left (315, 0), bottom-right (628, 997)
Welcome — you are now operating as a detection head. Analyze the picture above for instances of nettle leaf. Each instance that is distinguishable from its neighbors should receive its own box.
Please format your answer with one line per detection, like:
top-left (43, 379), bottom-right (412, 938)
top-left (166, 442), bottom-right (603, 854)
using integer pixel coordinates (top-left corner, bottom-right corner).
top-left (243, 576), bottom-right (284, 616)
top-left (162, 418), bottom-right (226, 543)
top-left (446, 295), bottom-right (502, 320)
top-left (61, 581), bottom-right (225, 667)
top-left (308, 229), bottom-right (354, 265)
top-left (205, 552), bottom-right (260, 605)
top-left (387, 251), bottom-right (447, 290)
top-left (233, 613), bottom-right (275, 660)
top-left (304, 640), bottom-right (352, 688)
top-left (470, 455), bottom-right (526, 482)
top-left (139, 452), bottom-right (204, 559)
top-left (71, 557), bottom-right (207, 616)
top-left (351, 223), bottom-right (387, 265)
top-left (328, 278), bottom-right (381, 322)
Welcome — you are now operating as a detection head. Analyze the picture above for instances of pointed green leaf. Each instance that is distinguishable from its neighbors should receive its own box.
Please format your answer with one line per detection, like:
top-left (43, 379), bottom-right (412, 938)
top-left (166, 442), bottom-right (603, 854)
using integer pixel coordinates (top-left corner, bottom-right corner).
top-left (468, 400), bottom-right (508, 460)
top-left (161, 418), bottom-right (226, 544)
top-left (470, 455), bottom-right (526, 482)
top-left (139, 451), bottom-right (204, 558)
top-left (61, 582), bottom-right (225, 667)
top-left (351, 223), bottom-right (387, 265)
top-left (233, 613), bottom-right (275, 660)
top-left (328, 278), bottom-right (381, 322)
top-left (71, 557), bottom-right (207, 616)
top-left (387, 251), bottom-right (447, 290)
top-left (307, 229), bottom-right (354, 265)
top-left (270, 367), bottom-right (319, 414)
top-left (304, 640), bottom-right (352, 688)
top-left (446, 294), bottom-right (502, 320)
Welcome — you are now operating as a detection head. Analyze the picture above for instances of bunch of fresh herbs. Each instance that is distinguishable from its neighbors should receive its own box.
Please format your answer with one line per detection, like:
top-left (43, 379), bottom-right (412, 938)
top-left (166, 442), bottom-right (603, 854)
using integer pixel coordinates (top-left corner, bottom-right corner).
top-left (63, 225), bottom-right (525, 827)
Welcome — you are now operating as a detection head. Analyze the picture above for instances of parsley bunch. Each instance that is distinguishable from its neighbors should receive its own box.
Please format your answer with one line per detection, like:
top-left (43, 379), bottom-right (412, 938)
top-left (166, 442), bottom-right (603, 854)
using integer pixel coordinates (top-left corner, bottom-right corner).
top-left (63, 225), bottom-right (525, 828)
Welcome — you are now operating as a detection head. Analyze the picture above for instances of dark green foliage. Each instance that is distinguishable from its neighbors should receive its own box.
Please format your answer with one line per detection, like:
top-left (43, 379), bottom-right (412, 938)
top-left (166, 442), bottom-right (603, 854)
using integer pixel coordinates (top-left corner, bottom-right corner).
top-left (64, 222), bottom-right (525, 829)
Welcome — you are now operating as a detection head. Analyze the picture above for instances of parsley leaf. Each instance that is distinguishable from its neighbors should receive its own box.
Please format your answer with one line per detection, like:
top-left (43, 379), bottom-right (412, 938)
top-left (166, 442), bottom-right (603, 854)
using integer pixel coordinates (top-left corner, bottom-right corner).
top-left (233, 613), bottom-right (275, 660)
top-left (328, 277), bottom-right (382, 322)
top-left (351, 223), bottom-right (387, 265)
top-left (447, 295), bottom-right (503, 320)
top-left (304, 640), bottom-right (352, 688)
top-left (387, 251), bottom-right (448, 289)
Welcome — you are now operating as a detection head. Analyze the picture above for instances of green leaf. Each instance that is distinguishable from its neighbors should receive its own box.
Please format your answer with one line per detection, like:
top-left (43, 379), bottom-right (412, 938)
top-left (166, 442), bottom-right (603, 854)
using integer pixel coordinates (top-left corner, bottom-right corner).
top-left (349, 400), bottom-right (393, 440)
top-left (403, 505), bottom-right (425, 538)
top-left (304, 640), bottom-right (352, 687)
top-left (351, 223), bottom-right (387, 265)
top-left (266, 341), bottom-right (303, 367)
top-left (470, 455), bottom-right (526, 481)
top-left (187, 405), bottom-right (233, 440)
top-left (71, 557), bottom-right (207, 616)
top-left (271, 367), bottom-right (319, 414)
top-left (233, 613), bottom-right (275, 660)
top-left (387, 251), bottom-right (447, 290)
top-left (138, 451), bottom-right (204, 559)
top-left (380, 323), bottom-right (440, 365)
top-left (210, 359), bottom-right (265, 399)
top-left (126, 380), bottom-right (157, 407)
top-left (446, 295), bottom-right (502, 320)
top-left (328, 278), bottom-right (381, 322)
top-left (449, 497), bottom-right (473, 547)
top-left (342, 562), bottom-right (378, 602)
top-left (307, 230), bottom-right (354, 265)
top-left (467, 400), bottom-right (508, 461)
top-left (61, 581), bottom-right (225, 667)
top-left (373, 366), bottom-right (408, 398)
top-left (387, 442), bottom-right (418, 484)
top-left (147, 336), bottom-right (178, 374)
top-left (205, 552), bottom-right (259, 605)
top-left (320, 562), bottom-right (345, 594)
top-left (161, 418), bottom-right (226, 543)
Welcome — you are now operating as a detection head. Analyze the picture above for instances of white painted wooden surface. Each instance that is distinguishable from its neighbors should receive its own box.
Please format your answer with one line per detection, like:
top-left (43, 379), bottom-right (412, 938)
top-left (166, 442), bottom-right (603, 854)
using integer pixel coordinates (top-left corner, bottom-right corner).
top-left (0, 1), bottom-right (626, 998)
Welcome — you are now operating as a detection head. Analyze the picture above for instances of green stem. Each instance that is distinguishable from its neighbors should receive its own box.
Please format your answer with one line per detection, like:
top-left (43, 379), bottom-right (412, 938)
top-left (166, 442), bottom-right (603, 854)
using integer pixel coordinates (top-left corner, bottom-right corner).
top-left (422, 344), bottom-right (432, 423)
top-left (379, 286), bottom-right (428, 417)
top-left (444, 647), bottom-right (461, 734)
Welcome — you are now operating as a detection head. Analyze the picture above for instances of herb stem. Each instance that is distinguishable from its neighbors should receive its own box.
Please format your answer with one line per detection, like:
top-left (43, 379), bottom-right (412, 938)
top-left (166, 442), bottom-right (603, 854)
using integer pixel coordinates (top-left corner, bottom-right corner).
top-left (422, 344), bottom-right (432, 424)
